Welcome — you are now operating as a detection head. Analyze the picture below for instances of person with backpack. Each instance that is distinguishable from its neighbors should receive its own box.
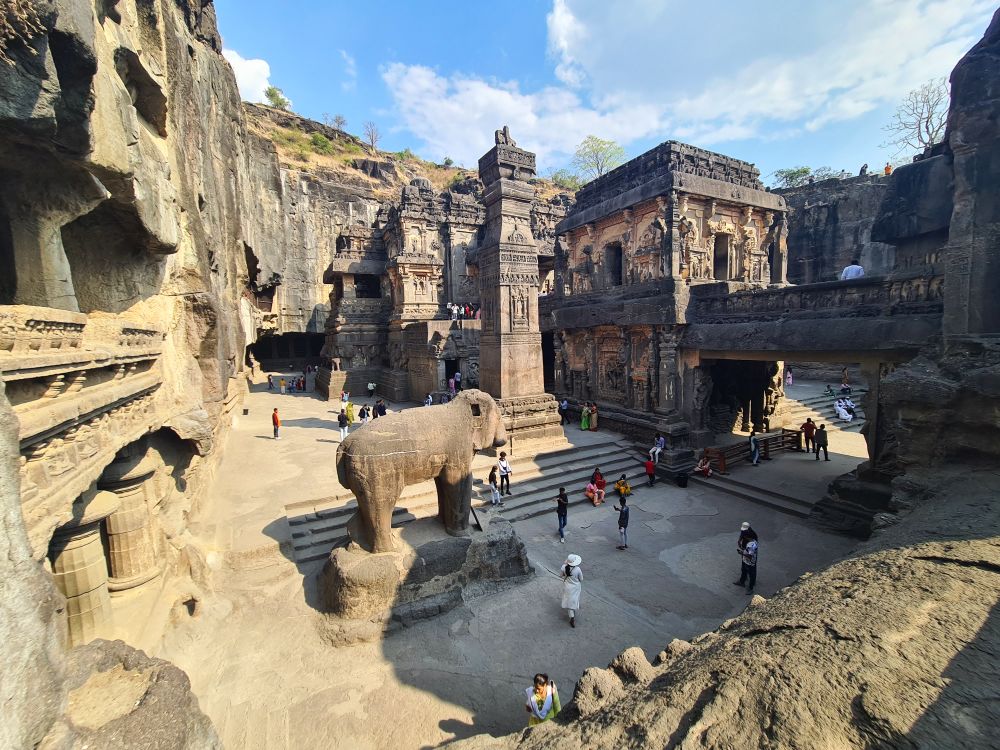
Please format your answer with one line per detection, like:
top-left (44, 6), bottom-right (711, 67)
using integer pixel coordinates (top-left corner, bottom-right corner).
top-left (614, 495), bottom-right (630, 550)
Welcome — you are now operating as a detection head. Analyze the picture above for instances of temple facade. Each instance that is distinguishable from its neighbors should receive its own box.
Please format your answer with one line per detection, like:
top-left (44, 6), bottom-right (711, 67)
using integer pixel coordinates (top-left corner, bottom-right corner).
top-left (543, 141), bottom-right (791, 467)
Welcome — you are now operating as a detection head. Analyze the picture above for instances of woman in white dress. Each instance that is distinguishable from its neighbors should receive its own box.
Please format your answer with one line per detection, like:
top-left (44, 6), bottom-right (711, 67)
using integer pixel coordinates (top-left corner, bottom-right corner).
top-left (561, 554), bottom-right (583, 628)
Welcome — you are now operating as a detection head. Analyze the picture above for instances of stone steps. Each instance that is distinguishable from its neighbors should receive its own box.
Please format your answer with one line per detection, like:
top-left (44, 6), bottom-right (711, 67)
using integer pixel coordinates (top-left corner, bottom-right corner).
top-left (286, 434), bottom-right (631, 564)
top-left (687, 472), bottom-right (816, 518)
top-left (783, 389), bottom-right (867, 434)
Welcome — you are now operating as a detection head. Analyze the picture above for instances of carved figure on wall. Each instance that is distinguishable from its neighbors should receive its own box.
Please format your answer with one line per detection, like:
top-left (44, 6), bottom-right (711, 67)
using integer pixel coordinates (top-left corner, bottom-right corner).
top-left (693, 368), bottom-right (713, 428)
top-left (337, 390), bottom-right (508, 553)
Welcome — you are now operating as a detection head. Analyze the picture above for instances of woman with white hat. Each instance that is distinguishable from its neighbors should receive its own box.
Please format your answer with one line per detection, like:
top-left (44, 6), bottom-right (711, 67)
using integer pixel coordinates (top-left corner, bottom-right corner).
top-left (561, 554), bottom-right (583, 628)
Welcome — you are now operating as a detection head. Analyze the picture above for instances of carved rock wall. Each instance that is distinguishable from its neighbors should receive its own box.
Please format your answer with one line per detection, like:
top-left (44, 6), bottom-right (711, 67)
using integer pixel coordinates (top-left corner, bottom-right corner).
top-left (779, 175), bottom-right (896, 283)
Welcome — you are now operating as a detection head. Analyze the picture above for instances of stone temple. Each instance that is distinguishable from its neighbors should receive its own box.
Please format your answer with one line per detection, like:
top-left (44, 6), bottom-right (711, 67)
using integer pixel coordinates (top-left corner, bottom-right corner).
top-left (1, 2), bottom-right (999, 749)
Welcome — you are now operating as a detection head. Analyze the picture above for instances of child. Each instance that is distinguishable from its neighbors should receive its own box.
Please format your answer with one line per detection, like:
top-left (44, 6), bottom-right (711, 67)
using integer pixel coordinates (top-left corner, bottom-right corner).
top-left (644, 458), bottom-right (656, 486)
top-left (488, 465), bottom-right (504, 508)
top-left (614, 473), bottom-right (631, 498)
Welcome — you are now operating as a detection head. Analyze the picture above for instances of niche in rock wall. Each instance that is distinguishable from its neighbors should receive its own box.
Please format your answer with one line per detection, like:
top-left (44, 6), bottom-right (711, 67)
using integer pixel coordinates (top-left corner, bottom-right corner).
top-left (354, 274), bottom-right (382, 299)
top-left (61, 202), bottom-right (166, 313)
top-left (49, 31), bottom-right (98, 154)
top-left (114, 48), bottom-right (168, 137)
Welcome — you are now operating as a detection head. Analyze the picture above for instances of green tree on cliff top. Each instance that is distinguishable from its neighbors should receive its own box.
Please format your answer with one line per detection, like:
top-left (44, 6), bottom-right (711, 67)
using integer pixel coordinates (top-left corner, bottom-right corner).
top-left (264, 86), bottom-right (291, 110)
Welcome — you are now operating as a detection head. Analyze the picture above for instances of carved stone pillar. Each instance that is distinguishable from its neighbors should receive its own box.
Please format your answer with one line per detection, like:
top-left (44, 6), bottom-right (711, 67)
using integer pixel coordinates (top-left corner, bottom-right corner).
top-left (48, 490), bottom-right (120, 646)
top-left (656, 328), bottom-right (680, 415)
top-left (99, 449), bottom-right (162, 592)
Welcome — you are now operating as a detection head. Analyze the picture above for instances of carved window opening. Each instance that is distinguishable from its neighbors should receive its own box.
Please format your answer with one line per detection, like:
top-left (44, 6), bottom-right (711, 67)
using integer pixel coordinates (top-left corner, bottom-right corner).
top-left (713, 234), bottom-right (731, 280)
top-left (354, 274), bottom-right (381, 299)
top-left (470, 403), bottom-right (481, 417)
top-left (605, 242), bottom-right (624, 287)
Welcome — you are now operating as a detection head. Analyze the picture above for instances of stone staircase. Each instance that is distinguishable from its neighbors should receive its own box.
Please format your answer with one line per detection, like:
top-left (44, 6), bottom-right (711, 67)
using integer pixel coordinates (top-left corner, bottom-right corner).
top-left (686, 472), bottom-right (815, 517)
top-left (285, 434), bottom-right (646, 564)
top-left (783, 388), bottom-right (867, 434)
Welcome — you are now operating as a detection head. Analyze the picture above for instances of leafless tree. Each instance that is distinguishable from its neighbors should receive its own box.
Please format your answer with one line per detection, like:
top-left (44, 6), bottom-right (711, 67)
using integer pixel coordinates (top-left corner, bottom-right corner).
top-left (333, 114), bottom-right (347, 131)
top-left (882, 77), bottom-right (949, 157)
top-left (363, 121), bottom-right (380, 152)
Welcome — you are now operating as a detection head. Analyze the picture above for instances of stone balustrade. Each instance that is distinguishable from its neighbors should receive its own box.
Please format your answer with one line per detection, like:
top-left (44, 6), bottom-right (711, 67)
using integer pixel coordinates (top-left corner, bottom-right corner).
top-left (689, 274), bottom-right (944, 324)
top-left (0, 305), bottom-right (88, 353)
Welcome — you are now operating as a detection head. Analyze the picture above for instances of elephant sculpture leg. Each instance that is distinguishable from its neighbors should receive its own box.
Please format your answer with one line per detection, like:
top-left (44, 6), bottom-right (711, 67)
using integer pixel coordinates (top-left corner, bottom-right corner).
top-left (351, 478), bottom-right (402, 553)
top-left (435, 464), bottom-right (473, 537)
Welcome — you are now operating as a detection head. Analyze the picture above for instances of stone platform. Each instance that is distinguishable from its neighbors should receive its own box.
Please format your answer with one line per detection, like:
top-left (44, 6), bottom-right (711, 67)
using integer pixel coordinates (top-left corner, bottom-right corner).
top-left (317, 514), bottom-right (532, 644)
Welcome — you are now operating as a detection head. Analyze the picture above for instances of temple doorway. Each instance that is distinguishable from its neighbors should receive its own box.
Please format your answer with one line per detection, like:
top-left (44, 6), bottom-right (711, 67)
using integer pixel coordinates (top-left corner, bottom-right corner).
top-left (713, 234), bottom-right (730, 280)
top-left (444, 357), bottom-right (459, 385)
top-left (541, 331), bottom-right (555, 392)
top-left (606, 242), bottom-right (623, 286)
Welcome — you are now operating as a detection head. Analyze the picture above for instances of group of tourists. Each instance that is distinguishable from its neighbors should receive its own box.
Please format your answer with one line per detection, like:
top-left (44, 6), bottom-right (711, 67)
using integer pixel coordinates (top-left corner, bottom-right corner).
top-left (447, 302), bottom-right (480, 320)
top-left (799, 417), bottom-right (830, 460)
top-left (835, 396), bottom-right (857, 422)
top-left (267, 373), bottom-right (308, 394)
top-left (578, 402), bottom-right (599, 431)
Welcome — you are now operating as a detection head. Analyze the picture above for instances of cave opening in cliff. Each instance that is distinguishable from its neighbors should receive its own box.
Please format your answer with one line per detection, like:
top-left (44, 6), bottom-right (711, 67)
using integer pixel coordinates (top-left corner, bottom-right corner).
top-left (704, 359), bottom-right (780, 434)
top-left (249, 333), bottom-right (325, 368)
top-left (0, 198), bottom-right (14, 304)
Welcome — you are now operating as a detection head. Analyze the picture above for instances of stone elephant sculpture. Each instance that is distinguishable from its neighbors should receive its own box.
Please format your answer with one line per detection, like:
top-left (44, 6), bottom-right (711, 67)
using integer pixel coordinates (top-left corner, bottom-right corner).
top-left (336, 389), bottom-right (507, 553)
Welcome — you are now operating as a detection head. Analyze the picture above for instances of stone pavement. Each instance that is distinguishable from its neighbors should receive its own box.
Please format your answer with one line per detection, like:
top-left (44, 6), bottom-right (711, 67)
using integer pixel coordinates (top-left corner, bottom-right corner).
top-left (166, 391), bottom-right (861, 749)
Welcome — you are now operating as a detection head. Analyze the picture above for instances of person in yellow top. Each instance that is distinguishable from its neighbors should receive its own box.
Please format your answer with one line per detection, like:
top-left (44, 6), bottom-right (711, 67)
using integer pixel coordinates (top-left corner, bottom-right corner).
top-left (345, 400), bottom-right (355, 425)
top-left (525, 673), bottom-right (561, 726)
top-left (614, 473), bottom-right (631, 498)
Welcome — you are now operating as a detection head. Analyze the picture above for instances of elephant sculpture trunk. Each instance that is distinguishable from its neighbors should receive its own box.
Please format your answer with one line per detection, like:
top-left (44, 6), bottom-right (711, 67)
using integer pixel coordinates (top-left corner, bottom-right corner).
top-left (336, 389), bottom-right (507, 553)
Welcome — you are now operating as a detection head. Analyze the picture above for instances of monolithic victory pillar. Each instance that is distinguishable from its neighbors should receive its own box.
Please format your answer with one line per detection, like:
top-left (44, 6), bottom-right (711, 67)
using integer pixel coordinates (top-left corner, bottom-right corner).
top-left (477, 128), bottom-right (562, 443)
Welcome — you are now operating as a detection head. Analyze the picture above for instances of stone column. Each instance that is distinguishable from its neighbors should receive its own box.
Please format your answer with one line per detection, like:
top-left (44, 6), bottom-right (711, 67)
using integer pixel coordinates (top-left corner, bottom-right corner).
top-left (99, 449), bottom-right (162, 592)
top-left (476, 128), bottom-right (562, 444)
top-left (47, 490), bottom-right (120, 646)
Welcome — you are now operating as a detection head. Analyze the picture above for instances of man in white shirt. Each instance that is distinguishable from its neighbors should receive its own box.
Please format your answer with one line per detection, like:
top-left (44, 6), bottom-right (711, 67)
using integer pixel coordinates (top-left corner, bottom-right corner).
top-left (498, 451), bottom-right (512, 496)
top-left (840, 258), bottom-right (865, 280)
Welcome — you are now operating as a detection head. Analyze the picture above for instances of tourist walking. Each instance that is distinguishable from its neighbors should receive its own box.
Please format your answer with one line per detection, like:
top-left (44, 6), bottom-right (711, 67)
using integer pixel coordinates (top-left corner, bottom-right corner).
top-left (272, 408), bottom-right (280, 439)
top-left (337, 409), bottom-right (349, 440)
top-left (614, 495), bottom-right (630, 550)
top-left (733, 522), bottom-right (759, 593)
top-left (559, 398), bottom-right (569, 425)
top-left (644, 457), bottom-right (656, 486)
top-left (498, 451), bottom-right (512, 495)
top-left (367, 381), bottom-right (376, 401)
top-left (555, 487), bottom-right (568, 542)
top-left (525, 674), bottom-right (561, 726)
top-left (649, 432), bottom-right (665, 463)
top-left (579, 402), bottom-right (590, 431)
top-left (279, 377), bottom-right (286, 395)
top-left (375, 399), bottom-right (387, 418)
top-left (488, 465), bottom-right (504, 508)
top-left (454, 370), bottom-right (462, 391)
top-left (561, 554), bottom-right (583, 628)
top-left (448, 376), bottom-right (456, 396)
top-left (749, 430), bottom-right (760, 466)
top-left (814, 424), bottom-right (830, 460)
top-left (359, 404), bottom-right (370, 425)
top-left (588, 402), bottom-right (599, 431)
top-left (346, 400), bottom-right (355, 425)
top-left (424, 393), bottom-right (433, 406)
top-left (267, 374), bottom-right (273, 390)
top-left (798, 417), bottom-right (816, 453)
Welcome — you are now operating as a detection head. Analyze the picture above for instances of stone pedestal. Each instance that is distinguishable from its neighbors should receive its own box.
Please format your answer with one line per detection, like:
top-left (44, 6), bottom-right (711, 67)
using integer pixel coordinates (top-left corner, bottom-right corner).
top-left (48, 490), bottom-right (120, 646)
top-left (99, 449), bottom-right (162, 592)
top-left (475, 129), bottom-right (563, 444)
top-left (317, 514), bottom-right (532, 644)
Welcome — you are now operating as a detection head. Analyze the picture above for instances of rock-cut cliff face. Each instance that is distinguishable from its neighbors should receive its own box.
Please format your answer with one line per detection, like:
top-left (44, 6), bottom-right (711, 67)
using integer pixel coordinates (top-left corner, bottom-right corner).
top-left (779, 175), bottom-right (896, 283)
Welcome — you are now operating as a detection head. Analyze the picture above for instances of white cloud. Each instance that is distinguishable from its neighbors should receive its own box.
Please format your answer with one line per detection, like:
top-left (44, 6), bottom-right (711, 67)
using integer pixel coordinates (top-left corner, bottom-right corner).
top-left (382, 0), bottom-right (996, 169)
top-left (340, 50), bottom-right (357, 93)
top-left (223, 48), bottom-right (272, 103)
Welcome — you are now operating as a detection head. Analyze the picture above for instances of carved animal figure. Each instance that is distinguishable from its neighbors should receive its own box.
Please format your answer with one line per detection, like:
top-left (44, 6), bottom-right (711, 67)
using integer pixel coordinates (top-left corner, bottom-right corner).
top-left (336, 389), bottom-right (508, 553)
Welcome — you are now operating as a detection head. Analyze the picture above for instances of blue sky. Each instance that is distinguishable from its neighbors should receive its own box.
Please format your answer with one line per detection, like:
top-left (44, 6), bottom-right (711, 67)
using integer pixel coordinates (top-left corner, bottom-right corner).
top-left (217, 0), bottom-right (996, 184)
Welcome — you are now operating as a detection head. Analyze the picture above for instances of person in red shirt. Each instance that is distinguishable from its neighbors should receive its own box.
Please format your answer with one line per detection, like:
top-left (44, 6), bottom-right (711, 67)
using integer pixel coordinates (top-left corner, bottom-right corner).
top-left (800, 417), bottom-right (817, 453)
top-left (644, 458), bottom-right (656, 486)
top-left (272, 408), bottom-right (281, 440)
